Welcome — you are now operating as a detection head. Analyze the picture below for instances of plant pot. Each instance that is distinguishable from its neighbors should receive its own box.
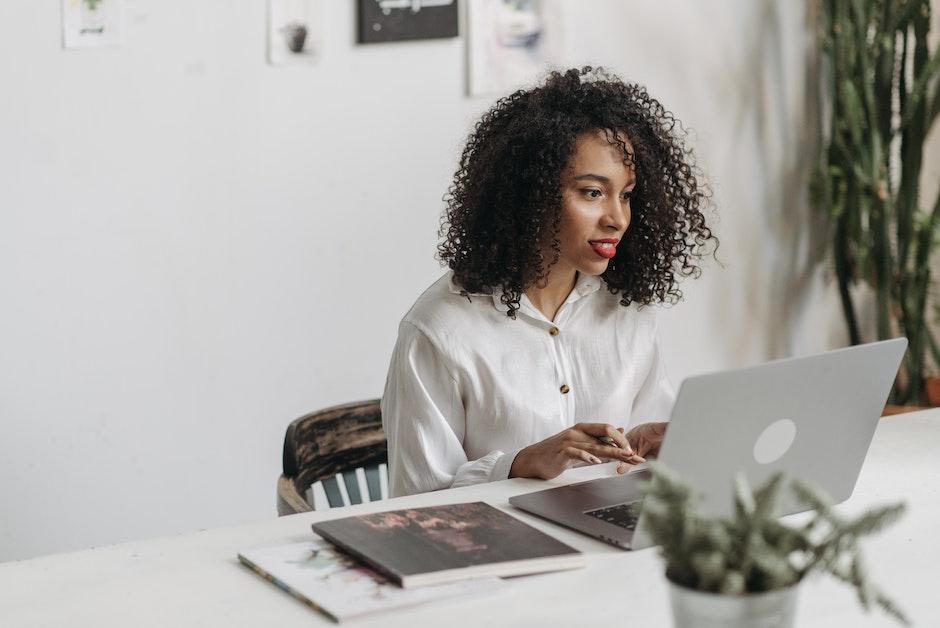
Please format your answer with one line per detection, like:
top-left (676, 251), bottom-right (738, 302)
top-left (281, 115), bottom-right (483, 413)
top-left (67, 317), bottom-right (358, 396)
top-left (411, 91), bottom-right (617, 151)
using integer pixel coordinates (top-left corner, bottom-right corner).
top-left (668, 580), bottom-right (800, 628)
top-left (924, 377), bottom-right (940, 406)
top-left (882, 403), bottom-right (925, 416)
top-left (282, 23), bottom-right (308, 53)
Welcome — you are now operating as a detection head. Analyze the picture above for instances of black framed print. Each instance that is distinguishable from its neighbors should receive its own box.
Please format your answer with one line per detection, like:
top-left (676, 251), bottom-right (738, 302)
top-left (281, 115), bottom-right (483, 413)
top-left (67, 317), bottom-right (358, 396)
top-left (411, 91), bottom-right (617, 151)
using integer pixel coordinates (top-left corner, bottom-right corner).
top-left (357, 0), bottom-right (459, 44)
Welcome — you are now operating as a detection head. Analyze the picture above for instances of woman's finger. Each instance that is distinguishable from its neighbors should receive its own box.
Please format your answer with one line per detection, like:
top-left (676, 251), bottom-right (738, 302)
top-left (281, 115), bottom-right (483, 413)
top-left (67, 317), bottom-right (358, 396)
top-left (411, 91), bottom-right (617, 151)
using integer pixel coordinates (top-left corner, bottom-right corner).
top-left (575, 422), bottom-right (623, 439)
top-left (616, 459), bottom-right (647, 475)
top-left (641, 437), bottom-right (661, 458)
top-left (581, 442), bottom-right (644, 463)
top-left (571, 424), bottom-right (636, 454)
top-left (631, 422), bottom-right (667, 458)
top-left (565, 445), bottom-right (602, 465)
top-left (598, 424), bottom-right (630, 449)
top-left (593, 436), bottom-right (636, 456)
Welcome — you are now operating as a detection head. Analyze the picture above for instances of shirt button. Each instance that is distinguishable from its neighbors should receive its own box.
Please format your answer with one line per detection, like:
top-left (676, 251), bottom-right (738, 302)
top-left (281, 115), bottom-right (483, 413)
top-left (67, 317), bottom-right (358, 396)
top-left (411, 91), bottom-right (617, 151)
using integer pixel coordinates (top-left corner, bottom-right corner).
top-left (549, 326), bottom-right (559, 336)
top-left (560, 384), bottom-right (570, 394)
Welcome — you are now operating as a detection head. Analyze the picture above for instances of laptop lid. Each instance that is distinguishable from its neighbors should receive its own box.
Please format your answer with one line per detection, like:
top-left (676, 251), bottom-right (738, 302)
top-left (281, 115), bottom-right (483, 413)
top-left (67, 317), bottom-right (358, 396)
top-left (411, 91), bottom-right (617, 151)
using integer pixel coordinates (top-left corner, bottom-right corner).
top-left (631, 337), bottom-right (907, 549)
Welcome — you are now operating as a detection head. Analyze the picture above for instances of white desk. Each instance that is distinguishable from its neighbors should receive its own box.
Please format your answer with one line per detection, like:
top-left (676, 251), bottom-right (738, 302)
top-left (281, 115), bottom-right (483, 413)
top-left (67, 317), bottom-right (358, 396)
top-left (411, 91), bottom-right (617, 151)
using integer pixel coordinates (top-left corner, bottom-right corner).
top-left (2, 411), bottom-right (938, 627)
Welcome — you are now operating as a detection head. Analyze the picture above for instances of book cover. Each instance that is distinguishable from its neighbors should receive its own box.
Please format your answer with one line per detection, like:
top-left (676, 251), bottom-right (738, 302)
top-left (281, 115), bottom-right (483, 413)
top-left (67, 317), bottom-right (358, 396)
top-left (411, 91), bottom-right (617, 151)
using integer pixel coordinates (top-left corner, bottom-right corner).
top-left (311, 501), bottom-right (584, 588)
top-left (238, 539), bottom-right (504, 623)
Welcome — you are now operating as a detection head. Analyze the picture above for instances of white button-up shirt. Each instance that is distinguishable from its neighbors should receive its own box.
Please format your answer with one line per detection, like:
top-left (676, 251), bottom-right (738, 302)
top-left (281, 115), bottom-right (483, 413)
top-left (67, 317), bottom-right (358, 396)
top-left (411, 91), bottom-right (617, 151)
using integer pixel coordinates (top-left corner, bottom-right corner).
top-left (381, 271), bottom-right (676, 497)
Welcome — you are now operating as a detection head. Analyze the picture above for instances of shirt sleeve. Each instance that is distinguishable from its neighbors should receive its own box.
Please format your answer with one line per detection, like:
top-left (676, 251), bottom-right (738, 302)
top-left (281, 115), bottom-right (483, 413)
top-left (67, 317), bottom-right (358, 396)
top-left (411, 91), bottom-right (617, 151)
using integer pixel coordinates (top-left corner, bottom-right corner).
top-left (381, 321), bottom-right (514, 497)
top-left (631, 314), bottom-right (676, 422)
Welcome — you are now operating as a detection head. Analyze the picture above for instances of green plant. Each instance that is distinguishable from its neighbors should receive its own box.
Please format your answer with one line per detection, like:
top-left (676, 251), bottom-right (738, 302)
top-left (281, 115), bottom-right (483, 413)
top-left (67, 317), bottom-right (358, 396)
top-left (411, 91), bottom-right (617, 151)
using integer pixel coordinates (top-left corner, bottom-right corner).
top-left (641, 463), bottom-right (909, 625)
top-left (812, 0), bottom-right (940, 403)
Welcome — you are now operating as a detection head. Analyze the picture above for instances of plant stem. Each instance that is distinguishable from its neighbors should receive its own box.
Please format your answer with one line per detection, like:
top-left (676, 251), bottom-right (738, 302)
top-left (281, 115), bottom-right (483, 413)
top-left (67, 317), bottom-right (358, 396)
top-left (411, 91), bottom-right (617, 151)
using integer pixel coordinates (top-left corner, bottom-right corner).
top-left (834, 210), bottom-right (861, 345)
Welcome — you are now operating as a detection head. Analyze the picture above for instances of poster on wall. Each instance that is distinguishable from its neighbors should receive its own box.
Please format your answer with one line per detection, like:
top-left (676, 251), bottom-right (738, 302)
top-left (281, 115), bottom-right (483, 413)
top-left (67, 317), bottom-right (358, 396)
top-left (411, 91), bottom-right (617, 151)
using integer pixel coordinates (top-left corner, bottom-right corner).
top-left (466, 0), bottom-right (561, 96)
top-left (357, 0), bottom-right (459, 44)
top-left (61, 0), bottom-right (124, 49)
top-left (268, 0), bottom-right (323, 66)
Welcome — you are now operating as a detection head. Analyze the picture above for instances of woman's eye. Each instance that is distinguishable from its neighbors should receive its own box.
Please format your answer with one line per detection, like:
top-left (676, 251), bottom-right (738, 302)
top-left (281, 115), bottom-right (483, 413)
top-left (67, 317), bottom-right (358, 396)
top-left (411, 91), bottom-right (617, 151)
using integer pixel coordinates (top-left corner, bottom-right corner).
top-left (582, 188), bottom-right (603, 199)
top-left (621, 191), bottom-right (634, 201)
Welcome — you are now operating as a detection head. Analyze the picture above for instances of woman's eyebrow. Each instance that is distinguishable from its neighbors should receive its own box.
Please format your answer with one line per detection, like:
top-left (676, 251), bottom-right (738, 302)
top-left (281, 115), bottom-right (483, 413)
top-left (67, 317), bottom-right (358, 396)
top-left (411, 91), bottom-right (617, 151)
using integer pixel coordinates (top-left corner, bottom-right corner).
top-left (573, 173), bottom-right (609, 183)
top-left (573, 173), bottom-right (637, 187)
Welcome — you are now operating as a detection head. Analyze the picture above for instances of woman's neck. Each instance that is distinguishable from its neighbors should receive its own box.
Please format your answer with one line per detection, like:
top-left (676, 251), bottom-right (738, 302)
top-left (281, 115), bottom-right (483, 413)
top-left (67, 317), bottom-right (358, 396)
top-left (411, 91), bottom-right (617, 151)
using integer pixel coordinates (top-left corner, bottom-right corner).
top-left (525, 268), bottom-right (578, 322)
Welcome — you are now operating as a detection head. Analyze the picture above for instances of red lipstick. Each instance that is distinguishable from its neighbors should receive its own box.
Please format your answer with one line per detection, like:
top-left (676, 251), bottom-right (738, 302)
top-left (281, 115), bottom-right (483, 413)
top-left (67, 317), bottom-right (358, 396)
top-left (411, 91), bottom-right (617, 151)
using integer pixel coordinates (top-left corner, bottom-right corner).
top-left (589, 238), bottom-right (619, 259)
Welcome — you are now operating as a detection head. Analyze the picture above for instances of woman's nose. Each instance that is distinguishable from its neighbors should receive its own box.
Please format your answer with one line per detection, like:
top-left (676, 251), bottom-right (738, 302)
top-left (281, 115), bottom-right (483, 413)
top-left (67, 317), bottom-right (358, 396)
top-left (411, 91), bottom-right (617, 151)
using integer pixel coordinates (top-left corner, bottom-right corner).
top-left (604, 198), bottom-right (630, 231)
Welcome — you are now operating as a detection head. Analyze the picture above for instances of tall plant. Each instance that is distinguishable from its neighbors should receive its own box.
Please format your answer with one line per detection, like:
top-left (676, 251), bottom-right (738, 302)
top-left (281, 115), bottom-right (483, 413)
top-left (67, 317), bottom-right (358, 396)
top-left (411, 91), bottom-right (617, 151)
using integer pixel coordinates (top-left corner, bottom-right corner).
top-left (812, 0), bottom-right (940, 403)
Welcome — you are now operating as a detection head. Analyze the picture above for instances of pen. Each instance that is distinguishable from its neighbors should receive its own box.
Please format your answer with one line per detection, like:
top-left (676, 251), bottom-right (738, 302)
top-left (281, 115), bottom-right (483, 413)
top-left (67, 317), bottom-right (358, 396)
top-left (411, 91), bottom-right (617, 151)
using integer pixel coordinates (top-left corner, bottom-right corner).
top-left (596, 435), bottom-right (644, 462)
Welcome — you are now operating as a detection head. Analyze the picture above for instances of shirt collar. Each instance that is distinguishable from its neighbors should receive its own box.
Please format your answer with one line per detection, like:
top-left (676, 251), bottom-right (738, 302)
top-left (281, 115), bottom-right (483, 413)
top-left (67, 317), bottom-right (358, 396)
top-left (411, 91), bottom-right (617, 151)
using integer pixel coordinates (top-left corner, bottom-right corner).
top-left (448, 271), bottom-right (603, 314)
top-left (571, 272), bottom-right (603, 297)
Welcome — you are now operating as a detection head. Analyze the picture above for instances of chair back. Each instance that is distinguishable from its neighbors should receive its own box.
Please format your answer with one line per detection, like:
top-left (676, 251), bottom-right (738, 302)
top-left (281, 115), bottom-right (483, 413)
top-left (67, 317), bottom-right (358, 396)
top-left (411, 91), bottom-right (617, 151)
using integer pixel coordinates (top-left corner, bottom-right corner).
top-left (277, 399), bottom-right (387, 515)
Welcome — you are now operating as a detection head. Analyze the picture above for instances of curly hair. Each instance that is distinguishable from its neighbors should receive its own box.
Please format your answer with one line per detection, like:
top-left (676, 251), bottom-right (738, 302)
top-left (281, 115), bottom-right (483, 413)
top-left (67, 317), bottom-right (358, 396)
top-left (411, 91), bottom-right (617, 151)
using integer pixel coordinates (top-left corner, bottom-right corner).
top-left (437, 66), bottom-right (718, 318)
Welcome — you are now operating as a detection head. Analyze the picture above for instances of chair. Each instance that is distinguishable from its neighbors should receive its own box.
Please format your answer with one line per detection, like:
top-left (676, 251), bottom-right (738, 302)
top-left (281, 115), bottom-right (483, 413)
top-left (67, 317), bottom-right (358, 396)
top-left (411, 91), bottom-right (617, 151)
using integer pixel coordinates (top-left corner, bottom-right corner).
top-left (277, 399), bottom-right (388, 515)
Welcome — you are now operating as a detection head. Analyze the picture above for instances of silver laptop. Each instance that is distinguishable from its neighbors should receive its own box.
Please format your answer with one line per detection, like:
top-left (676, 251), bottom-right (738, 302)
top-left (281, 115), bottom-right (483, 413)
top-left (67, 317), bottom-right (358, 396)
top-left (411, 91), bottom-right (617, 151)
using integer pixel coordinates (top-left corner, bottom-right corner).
top-left (508, 338), bottom-right (907, 550)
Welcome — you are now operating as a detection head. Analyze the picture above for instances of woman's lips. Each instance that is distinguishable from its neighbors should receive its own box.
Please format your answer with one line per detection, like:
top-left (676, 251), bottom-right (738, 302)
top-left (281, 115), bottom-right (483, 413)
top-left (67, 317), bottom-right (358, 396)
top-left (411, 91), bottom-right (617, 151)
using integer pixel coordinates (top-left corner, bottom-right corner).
top-left (589, 240), bottom-right (618, 259)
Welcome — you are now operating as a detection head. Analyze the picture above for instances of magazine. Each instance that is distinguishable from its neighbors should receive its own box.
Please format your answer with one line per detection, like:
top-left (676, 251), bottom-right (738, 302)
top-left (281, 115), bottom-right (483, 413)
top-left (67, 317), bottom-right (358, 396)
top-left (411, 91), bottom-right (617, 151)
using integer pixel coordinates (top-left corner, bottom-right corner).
top-left (238, 539), bottom-right (504, 622)
top-left (312, 501), bottom-right (584, 588)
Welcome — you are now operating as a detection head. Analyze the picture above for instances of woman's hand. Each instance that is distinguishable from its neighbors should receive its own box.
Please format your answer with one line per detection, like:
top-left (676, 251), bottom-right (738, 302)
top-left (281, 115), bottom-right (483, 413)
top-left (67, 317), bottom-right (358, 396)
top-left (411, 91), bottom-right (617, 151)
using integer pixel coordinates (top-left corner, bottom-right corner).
top-left (509, 422), bottom-right (646, 480)
top-left (615, 421), bottom-right (668, 474)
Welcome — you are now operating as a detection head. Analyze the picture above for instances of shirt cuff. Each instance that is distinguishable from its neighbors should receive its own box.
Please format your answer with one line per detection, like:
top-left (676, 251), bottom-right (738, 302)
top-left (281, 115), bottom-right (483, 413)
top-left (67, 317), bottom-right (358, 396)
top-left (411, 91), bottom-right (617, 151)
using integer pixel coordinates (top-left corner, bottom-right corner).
top-left (489, 447), bottom-right (523, 482)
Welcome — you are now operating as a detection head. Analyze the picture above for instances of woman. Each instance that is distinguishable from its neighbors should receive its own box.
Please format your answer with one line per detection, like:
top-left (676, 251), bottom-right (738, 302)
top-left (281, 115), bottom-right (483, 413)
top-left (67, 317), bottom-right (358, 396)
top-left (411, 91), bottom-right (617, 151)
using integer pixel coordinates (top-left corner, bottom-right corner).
top-left (382, 67), bottom-right (717, 497)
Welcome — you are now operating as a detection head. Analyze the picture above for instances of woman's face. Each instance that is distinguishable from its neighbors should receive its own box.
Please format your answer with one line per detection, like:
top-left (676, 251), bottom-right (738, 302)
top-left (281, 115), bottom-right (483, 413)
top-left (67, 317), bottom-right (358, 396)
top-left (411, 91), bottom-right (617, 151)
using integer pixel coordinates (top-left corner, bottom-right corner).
top-left (552, 130), bottom-right (635, 279)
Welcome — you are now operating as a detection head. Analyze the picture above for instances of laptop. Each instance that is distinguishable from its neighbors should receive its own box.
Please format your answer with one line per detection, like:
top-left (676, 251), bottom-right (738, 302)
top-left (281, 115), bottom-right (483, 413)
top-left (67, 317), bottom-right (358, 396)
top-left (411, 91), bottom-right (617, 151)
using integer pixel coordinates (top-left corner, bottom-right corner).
top-left (508, 338), bottom-right (907, 550)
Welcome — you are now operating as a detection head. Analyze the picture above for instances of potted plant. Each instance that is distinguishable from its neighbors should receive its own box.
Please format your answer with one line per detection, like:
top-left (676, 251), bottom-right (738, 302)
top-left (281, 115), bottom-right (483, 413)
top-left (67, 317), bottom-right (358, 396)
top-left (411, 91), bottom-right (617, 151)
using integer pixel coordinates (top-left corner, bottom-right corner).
top-left (923, 367), bottom-right (940, 407)
top-left (641, 464), bottom-right (909, 627)
top-left (811, 0), bottom-right (940, 405)
top-left (923, 301), bottom-right (940, 407)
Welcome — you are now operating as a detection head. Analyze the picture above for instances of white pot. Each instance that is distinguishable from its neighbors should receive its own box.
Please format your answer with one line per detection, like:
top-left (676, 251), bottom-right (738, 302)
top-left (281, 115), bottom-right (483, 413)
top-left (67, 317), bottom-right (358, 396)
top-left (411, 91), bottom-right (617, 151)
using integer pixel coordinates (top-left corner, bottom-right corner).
top-left (668, 579), bottom-right (800, 628)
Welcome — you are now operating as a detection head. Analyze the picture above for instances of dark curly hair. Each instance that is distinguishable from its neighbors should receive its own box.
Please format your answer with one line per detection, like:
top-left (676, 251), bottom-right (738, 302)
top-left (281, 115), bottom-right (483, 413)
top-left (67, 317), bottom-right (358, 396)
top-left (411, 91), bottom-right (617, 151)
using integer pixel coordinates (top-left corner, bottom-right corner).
top-left (437, 66), bottom-right (718, 318)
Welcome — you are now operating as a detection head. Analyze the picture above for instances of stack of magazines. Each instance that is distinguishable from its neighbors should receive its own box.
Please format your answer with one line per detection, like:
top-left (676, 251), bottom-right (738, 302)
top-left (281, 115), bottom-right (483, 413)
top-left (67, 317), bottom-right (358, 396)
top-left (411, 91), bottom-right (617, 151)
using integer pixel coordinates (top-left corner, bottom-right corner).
top-left (238, 501), bottom-right (584, 622)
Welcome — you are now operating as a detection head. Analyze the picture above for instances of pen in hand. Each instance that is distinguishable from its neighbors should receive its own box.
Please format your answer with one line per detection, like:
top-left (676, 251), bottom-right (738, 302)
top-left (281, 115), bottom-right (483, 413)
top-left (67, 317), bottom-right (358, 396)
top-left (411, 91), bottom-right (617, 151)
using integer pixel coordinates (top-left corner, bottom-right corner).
top-left (596, 434), bottom-right (645, 464)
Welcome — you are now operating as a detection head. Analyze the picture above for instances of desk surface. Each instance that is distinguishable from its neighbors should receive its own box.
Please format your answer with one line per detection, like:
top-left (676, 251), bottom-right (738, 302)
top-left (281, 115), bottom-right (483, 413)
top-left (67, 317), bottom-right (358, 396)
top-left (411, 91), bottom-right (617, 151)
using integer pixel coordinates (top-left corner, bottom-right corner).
top-left (3, 411), bottom-right (938, 627)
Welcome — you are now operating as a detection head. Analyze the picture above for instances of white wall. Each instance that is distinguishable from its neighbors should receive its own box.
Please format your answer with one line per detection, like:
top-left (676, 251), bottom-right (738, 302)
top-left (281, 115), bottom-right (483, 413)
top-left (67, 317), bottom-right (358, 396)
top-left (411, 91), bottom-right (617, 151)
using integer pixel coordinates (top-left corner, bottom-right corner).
top-left (0, 0), bottom-right (827, 562)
